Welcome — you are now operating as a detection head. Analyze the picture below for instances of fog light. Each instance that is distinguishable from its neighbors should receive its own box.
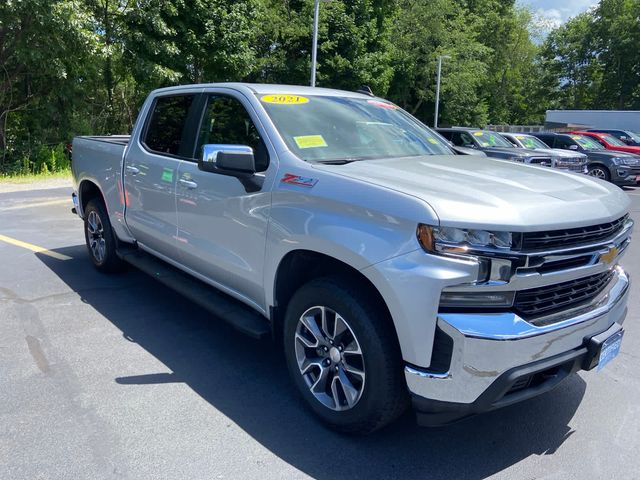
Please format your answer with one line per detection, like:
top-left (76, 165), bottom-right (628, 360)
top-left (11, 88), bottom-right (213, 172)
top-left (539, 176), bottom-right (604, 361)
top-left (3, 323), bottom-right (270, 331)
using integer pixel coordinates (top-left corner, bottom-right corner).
top-left (439, 290), bottom-right (515, 308)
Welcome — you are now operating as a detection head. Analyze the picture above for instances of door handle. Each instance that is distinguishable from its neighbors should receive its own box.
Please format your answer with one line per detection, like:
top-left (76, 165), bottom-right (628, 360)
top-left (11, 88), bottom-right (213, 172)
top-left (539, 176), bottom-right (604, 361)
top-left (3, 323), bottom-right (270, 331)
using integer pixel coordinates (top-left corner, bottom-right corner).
top-left (179, 178), bottom-right (198, 189)
top-left (125, 165), bottom-right (140, 175)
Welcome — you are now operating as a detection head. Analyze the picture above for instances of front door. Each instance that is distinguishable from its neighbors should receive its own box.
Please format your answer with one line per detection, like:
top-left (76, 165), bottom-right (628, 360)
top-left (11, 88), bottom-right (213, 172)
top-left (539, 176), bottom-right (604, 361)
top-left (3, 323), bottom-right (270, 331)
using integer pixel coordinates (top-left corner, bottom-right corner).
top-left (175, 92), bottom-right (275, 310)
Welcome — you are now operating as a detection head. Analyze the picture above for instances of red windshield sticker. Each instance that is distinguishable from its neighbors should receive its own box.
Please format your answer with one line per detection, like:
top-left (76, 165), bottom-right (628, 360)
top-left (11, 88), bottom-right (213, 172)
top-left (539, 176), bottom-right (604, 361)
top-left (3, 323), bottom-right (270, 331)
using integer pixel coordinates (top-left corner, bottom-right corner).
top-left (367, 100), bottom-right (398, 109)
top-left (281, 173), bottom-right (318, 187)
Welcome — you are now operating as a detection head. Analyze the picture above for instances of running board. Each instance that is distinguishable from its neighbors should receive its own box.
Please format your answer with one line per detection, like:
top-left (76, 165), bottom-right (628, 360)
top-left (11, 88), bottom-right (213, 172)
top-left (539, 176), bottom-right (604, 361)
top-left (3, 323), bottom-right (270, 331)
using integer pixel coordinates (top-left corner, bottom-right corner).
top-left (117, 249), bottom-right (271, 340)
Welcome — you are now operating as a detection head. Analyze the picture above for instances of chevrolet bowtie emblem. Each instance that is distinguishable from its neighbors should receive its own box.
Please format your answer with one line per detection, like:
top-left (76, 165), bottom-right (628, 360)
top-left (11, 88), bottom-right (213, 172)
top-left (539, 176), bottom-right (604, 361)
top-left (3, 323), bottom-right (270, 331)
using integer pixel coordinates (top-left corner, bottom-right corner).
top-left (600, 246), bottom-right (619, 265)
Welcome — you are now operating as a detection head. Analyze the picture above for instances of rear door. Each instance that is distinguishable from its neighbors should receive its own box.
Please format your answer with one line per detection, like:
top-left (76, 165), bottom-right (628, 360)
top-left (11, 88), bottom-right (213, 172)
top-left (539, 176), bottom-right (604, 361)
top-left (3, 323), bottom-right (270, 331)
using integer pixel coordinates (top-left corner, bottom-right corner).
top-left (124, 93), bottom-right (199, 257)
top-left (174, 90), bottom-right (276, 310)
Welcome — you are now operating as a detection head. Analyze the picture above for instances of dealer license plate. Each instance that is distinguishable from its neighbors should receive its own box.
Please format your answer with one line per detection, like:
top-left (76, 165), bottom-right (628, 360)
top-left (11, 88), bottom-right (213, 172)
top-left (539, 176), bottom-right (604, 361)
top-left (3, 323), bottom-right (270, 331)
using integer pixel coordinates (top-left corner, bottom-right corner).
top-left (597, 330), bottom-right (624, 372)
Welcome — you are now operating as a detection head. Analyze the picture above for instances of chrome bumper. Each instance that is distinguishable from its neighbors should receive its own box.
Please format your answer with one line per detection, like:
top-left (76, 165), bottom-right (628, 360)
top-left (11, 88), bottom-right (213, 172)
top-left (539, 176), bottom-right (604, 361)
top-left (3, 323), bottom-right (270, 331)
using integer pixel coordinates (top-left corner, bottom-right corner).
top-left (405, 266), bottom-right (629, 405)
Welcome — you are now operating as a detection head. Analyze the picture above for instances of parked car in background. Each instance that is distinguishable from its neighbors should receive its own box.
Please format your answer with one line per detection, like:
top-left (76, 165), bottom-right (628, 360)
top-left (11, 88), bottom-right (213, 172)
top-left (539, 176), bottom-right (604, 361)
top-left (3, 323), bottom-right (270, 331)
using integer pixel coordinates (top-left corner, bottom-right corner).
top-left (587, 129), bottom-right (640, 147)
top-left (500, 132), bottom-right (588, 173)
top-left (531, 132), bottom-right (640, 185)
top-left (436, 128), bottom-right (560, 168)
top-left (571, 131), bottom-right (640, 156)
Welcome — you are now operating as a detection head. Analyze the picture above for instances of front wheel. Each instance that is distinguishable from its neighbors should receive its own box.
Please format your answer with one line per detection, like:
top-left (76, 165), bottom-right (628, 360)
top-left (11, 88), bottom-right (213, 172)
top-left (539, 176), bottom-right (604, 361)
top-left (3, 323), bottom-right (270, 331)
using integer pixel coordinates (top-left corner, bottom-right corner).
top-left (283, 276), bottom-right (408, 434)
top-left (588, 165), bottom-right (611, 182)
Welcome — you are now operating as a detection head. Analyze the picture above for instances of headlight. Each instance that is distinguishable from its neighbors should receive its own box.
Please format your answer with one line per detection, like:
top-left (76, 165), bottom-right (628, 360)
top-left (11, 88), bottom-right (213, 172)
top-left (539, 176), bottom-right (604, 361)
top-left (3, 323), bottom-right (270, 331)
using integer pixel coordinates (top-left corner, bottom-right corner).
top-left (613, 157), bottom-right (640, 166)
top-left (417, 224), bottom-right (513, 254)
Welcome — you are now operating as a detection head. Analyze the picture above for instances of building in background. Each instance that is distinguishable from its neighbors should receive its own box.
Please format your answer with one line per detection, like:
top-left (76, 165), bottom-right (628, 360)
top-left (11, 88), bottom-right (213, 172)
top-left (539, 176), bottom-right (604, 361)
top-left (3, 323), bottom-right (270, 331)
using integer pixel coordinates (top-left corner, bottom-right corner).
top-left (545, 110), bottom-right (640, 132)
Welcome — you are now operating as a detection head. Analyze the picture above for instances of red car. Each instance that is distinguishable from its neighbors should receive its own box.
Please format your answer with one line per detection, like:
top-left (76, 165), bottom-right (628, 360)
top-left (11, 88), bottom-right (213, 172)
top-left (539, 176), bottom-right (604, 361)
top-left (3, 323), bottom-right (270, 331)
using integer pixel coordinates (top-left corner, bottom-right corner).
top-left (571, 131), bottom-right (640, 155)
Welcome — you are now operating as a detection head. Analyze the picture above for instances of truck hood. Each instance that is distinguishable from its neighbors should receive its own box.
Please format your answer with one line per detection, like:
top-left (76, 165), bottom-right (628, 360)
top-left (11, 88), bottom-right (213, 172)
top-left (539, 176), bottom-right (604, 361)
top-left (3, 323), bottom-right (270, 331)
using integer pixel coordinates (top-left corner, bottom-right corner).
top-left (587, 150), bottom-right (640, 160)
top-left (478, 146), bottom-right (532, 157)
top-left (314, 155), bottom-right (629, 230)
top-left (535, 148), bottom-right (587, 159)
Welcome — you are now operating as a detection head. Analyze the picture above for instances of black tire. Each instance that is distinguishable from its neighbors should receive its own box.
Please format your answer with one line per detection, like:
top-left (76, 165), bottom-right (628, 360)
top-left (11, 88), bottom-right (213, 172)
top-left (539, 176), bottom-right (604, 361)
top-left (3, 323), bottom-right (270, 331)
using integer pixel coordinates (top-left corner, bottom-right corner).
top-left (83, 199), bottom-right (125, 273)
top-left (587, 164), bottom-right (611, 182)
top-left (283, 276), bottom-right (409, 434)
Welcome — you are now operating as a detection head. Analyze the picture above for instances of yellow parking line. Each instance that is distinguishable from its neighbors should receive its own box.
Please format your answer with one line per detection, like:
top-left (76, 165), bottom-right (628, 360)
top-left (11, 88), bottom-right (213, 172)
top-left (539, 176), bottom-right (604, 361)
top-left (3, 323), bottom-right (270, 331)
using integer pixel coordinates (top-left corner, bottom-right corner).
top-left (0, 234), bottom-right (72, 260)
top-left (0, 198), bottom-right (70, 211)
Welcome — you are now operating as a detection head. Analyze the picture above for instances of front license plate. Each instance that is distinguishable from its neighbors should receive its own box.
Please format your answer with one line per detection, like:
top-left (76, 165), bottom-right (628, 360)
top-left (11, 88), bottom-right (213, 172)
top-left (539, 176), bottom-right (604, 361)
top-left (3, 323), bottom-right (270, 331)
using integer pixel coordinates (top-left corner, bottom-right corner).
top-left (597, 330), bottom-right (624, 371)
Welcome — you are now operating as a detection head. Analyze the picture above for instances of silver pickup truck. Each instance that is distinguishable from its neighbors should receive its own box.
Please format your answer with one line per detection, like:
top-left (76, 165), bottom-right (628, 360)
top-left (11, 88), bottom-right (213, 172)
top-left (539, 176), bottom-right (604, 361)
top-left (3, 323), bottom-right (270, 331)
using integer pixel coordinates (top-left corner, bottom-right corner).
top-left (72, 83), bottom-right (632, 434)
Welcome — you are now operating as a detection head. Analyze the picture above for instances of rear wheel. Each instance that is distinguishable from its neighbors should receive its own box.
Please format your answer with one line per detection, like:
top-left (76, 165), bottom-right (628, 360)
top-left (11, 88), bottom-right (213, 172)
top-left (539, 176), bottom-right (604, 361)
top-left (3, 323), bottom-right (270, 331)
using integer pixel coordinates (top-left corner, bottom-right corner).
top-left (283, 276), bottom-right (408, 434)
top-left (83, 199), bottom-right (125, 273)
top-left (588, 165), bottom-right (611, 182)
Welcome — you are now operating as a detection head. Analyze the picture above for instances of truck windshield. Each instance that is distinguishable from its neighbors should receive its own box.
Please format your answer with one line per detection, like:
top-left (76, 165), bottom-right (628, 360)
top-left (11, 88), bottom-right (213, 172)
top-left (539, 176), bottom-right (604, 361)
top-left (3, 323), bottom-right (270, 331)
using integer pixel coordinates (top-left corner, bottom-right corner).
top-left (571, 135), bottom-right (604, 150)
top-left (514, 134), bottom-right (549, 149)
top-left (469, 131), bottom-right (514, 148)
top-left (258, 94), bottom-right (453, 162)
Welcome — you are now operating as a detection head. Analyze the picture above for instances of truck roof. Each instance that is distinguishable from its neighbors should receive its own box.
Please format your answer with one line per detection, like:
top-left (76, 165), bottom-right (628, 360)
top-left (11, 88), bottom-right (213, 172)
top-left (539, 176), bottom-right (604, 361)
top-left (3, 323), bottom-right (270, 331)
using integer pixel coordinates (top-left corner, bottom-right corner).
top-left (149, 82), bottom-right (377, 99)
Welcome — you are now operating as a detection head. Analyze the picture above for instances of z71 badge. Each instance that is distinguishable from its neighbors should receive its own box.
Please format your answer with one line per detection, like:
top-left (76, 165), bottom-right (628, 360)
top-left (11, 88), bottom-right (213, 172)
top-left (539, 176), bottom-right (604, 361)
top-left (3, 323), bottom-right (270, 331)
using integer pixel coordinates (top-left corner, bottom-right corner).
top-left (281, 173), bottom-right (318, 188)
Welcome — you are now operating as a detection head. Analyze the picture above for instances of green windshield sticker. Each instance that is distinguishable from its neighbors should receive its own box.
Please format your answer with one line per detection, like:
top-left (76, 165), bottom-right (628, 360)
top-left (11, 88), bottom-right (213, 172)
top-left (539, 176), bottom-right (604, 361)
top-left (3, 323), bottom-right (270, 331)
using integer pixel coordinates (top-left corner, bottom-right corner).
top-left (294, 135), bottom-right (328, 149)
top-left (427, 138), bottom-right (438, 144)
top-left (161, 168), bottom-right (174, 183)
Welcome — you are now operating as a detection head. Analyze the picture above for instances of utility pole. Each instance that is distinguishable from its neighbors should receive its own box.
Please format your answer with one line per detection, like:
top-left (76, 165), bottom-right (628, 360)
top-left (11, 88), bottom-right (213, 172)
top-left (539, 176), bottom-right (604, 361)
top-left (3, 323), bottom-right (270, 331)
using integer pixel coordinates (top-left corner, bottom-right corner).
top-left (434, 55), bottom-right (451, 128)
top-left (310, 0), bottom-right (321, 87)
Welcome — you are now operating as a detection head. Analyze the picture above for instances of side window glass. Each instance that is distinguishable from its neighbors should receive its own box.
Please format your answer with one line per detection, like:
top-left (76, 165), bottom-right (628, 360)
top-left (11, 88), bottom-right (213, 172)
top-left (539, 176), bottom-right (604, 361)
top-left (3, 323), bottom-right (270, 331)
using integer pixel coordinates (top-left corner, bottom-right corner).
top-left (197, 96), bottom-right (269, 172)
top-left (450, 132), bottom-right (463, 146)
top-left (459, 132), bottom-right (474, 146)
top-left (144, 95), bottom-right (195, 156)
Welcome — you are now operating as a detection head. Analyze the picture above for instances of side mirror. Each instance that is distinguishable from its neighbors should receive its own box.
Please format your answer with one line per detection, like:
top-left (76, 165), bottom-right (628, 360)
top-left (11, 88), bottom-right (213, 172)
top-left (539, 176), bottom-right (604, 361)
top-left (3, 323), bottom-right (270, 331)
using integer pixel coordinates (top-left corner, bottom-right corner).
top-left (199, 144), bottom-right (256, 177)
top-left (569, 144), bottom-right (578, 150)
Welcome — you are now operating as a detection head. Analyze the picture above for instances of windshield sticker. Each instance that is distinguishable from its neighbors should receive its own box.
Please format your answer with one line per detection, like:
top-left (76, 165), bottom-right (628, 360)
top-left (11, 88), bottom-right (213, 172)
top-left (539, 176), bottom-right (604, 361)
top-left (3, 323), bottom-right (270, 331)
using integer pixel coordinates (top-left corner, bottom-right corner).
top-left (293, 135), bottom-right (328, 149)
top-left (427, 138), bottom-right (438, 144)
top-left (367, 100), bottom-right (398, 109)
top-left (261, 94), bottom-right (309, 105)
top-left (281, 173), bottom-right (318, 188)
top-left (473, 131), bottom-right (484, 136)
top-left (515, 135), bottom-right (526, 139)
top-left (571, 135), bottom-right (582, 140)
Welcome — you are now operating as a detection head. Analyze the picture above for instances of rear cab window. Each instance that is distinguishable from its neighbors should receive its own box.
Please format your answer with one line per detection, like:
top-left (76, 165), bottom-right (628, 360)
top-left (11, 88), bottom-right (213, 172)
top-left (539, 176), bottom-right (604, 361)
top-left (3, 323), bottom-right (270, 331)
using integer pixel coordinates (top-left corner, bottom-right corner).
top-left (143, 94), bottom-right (196, 157)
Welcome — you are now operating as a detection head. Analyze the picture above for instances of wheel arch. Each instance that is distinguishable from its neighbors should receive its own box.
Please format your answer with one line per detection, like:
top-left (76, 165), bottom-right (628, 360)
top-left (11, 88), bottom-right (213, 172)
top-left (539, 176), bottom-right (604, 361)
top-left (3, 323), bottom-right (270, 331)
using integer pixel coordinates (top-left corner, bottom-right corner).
top-left (270, 249), bottom-right (399, 346)
top-left (78, 179), bottom-right (106, 217)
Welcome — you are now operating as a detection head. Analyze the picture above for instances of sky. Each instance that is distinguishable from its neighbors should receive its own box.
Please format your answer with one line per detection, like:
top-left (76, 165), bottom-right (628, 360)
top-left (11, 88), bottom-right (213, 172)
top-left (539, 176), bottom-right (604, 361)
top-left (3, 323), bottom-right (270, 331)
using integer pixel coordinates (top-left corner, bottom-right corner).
top-left (518, 0), bottom-right (598, 28)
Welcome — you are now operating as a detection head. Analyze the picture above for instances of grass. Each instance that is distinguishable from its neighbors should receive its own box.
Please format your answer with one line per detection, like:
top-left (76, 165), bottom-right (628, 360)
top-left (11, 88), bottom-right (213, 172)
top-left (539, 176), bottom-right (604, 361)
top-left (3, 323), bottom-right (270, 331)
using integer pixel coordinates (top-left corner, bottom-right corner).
top-left (0, 169), bottom-right (72, 184)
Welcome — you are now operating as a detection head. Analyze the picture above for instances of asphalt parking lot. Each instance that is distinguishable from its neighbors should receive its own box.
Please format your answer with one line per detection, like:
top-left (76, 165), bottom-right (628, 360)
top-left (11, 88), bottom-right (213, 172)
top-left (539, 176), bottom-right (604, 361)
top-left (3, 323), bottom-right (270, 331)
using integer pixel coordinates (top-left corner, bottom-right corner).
top-left (1, 182), bottom-right (639, 480)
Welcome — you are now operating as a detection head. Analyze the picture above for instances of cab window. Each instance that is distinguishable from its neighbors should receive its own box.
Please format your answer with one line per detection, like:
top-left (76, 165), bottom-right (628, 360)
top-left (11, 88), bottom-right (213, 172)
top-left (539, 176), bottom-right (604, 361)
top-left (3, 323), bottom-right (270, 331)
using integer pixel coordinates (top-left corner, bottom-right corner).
top-left (144, 95), bottom-right (196, 156)
top-left (196, 95), bottom-right (269, 172)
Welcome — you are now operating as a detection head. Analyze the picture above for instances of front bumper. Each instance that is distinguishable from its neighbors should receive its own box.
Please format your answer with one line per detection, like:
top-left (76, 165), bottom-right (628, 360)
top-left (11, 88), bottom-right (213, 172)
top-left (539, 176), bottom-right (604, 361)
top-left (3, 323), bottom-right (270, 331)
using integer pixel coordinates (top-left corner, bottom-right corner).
top-left (611, 165), bottom-right (640, 185)
top-left (406, 266), bottom-right (629, 425)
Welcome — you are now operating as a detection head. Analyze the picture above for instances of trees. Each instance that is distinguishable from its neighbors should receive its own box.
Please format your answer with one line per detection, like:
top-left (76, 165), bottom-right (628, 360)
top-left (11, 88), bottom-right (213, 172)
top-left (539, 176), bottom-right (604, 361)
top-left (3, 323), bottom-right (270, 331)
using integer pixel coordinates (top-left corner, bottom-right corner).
top-left (1, 0), bottom-right (638, 175)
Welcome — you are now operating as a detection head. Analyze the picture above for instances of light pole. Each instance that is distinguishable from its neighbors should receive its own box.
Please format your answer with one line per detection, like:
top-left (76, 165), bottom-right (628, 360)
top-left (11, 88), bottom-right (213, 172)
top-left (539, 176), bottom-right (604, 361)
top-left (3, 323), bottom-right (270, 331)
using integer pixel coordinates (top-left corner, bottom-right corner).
top-left (310, 0), bottom-right (331, 87)
top-left (434, 55), bottom-right (451, 128)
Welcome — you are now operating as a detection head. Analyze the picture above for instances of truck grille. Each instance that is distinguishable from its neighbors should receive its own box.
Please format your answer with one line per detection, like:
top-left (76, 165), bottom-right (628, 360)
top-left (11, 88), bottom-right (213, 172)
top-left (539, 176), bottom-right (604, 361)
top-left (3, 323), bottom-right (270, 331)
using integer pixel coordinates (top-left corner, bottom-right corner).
top-left (514, 270), bottom-right (614, 320)
top-left (519, 215), bottom-right (628, 251)
top-left (529, 156), bottom-right (552, 166)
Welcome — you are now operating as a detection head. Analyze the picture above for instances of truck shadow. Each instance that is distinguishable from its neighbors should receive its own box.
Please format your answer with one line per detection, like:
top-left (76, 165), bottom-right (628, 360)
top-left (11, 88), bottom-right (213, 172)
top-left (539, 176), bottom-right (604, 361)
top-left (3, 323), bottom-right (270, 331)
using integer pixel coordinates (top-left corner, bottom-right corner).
top-left (38, 245), bottom-right (587, 480)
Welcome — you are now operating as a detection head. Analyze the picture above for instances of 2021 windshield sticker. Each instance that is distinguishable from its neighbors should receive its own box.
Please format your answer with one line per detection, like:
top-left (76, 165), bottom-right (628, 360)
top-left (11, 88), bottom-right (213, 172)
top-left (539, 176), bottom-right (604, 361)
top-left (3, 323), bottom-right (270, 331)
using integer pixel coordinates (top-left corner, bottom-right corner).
top-left (293, 135), bottom-right (328, 149)
top-left (261, 94), bottom-right (309, 105)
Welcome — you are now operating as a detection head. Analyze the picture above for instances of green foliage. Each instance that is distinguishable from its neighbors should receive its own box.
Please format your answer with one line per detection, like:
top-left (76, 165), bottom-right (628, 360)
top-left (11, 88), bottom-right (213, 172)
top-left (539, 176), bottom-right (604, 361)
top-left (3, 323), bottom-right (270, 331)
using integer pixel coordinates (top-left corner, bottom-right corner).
top-left (1, 0), bottom-right (637, 175)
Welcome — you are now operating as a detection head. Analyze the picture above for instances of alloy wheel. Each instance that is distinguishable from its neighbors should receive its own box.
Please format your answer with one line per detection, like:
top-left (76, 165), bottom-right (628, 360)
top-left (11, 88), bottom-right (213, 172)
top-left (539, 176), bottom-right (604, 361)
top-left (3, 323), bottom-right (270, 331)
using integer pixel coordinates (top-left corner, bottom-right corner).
top-left (589, 167), bottom-right (607, 179)
top-left (294, 306), bottom-right (366, 411)
top-left (86, 210), bottom-right (106, 263)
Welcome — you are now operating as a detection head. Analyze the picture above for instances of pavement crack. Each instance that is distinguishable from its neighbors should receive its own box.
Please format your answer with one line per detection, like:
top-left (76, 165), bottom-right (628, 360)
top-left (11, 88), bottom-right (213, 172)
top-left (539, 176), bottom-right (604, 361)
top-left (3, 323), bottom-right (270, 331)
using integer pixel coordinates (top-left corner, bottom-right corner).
top-left (25, 335), bottom-right (51, 374)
